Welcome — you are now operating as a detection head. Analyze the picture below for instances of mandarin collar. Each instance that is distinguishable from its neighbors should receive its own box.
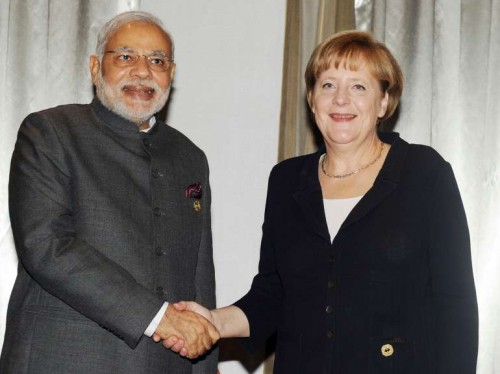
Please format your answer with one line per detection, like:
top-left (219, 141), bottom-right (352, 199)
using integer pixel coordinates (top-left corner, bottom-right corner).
top-left (91, 98), bottom-right (158, 135)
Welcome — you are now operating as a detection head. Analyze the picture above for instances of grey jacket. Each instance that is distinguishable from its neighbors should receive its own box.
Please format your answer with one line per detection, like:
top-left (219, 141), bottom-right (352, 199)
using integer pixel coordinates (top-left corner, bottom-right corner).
top-left (0, 99), bottom-right (217, 373)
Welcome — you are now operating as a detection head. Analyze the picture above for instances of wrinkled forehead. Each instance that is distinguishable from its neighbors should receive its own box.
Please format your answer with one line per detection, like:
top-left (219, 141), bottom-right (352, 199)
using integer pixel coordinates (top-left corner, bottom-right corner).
top-left (105, 22), bottom-right (172, 54)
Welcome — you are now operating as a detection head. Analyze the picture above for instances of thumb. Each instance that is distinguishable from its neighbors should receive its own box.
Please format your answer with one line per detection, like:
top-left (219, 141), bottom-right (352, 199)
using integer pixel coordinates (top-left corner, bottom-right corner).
top-left (172, 301), bottom-right (188, 311)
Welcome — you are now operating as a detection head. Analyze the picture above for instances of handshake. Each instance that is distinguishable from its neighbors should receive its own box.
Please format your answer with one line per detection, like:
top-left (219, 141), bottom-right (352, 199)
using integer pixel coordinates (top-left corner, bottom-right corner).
top-left (152, 301), bottom-right (220, 359)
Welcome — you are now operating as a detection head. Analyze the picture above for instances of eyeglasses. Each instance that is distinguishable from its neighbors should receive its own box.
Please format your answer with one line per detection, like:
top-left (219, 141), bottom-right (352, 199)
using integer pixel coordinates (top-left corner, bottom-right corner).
top-left (104, 50), bottom-right (174, 72)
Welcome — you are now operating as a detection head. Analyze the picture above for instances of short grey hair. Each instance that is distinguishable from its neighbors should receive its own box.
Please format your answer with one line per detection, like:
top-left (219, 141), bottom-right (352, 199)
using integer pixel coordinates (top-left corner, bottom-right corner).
top-left (95, 11), bottom-right (174, 58)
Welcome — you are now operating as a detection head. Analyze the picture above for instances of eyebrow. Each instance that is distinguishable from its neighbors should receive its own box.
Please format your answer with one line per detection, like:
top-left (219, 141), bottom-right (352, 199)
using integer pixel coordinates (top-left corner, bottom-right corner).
top-left (113, 46), bottom-right (169, 57)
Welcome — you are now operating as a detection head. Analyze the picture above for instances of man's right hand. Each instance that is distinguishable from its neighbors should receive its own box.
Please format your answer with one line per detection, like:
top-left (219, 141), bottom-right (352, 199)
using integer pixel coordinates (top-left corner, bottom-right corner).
top-left (153, 303), bottom-right (220, 359)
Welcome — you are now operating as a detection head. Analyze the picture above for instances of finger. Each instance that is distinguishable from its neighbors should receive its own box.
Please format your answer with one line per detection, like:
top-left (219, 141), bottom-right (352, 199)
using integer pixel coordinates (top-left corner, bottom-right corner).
top-left (171, 339), bottom-right (185, 353)
top-left (172, 301), bottom-right (187, 311)
top-left (152, 333), bottom-right (161, 343)
top-left (162, 336), bottom-right (178, 349)
top-left (179, 347), bottom-right (188, 357)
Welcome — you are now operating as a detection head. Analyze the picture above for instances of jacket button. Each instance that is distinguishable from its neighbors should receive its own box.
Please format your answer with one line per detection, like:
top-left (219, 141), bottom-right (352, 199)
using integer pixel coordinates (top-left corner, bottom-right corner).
top-left (152, 169), bottom-right (163, 178)
top-left (156, 287), bottom-right (165, 296)
top-left (325, 305), bottom-right (333, 314)
top-left (327, 280), bottom-right (335, 289)
top-left (326, 330), bottom-right (334, 338)
top-left (153, 207), bottom-right (163, 216)
top-left (143, 138), bottom-right (152, 147)
top-left (381, 344), bottom-right (394, 357)
top-left (328, 255), bottom-right (335, 263)
top-left (155, 247), bottom-right (167, 256)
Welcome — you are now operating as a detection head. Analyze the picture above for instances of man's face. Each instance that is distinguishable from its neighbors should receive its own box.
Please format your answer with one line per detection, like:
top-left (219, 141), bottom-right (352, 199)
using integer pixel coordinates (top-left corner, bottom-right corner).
top-left (90, 22), bottom-right (175, 126)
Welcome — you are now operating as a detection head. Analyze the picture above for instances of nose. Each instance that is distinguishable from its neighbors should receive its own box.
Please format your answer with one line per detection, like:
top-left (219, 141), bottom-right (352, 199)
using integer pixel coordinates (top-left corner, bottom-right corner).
top-left (333, 86), bottom-right (350, 105)
top-left (130, 56), bottom-right (152, 79)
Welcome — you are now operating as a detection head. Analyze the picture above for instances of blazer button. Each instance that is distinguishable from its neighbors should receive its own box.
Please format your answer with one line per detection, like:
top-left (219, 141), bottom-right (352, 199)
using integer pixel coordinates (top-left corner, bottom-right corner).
top-left (155, 247), bottom-right (167, 256)
top-left (327, 280), bottom-right (335, 289)
top-left (325, 305), bottom-right (333, 314)
top-left (326, 330), bottom-right (334, 338)
top-left (328, 255), bottom-right (335, 263)
top-left (143, 138), bottom-right (152, 147)
top-left (156, 286), bottom-right (165, 296)
top-left (381, 344), bottom-right (394, 357)
top-left (153, 207), bottom-right (163, 216)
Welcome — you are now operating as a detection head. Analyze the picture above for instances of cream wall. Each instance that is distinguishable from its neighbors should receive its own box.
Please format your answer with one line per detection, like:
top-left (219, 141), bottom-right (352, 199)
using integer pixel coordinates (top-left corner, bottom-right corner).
top-left (139, 1), bottom-right (286, 373)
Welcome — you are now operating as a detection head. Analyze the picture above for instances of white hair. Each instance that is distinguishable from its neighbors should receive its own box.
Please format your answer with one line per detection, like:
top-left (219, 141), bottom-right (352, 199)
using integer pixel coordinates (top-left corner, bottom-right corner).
top-left (95, 11), bottom-right (174, 57)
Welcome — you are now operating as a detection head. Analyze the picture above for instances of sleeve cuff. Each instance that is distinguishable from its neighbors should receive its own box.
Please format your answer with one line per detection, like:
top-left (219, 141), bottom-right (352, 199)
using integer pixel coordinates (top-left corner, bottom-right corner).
top-left (144, 302), bottom-right (169, 337)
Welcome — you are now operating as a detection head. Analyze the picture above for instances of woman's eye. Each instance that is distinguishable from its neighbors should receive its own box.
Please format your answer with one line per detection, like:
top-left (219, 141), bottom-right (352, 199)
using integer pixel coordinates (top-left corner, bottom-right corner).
top-left (322, 82), bottom-right (334, 89)
top-left (353, 84), bottom-right (366, 91)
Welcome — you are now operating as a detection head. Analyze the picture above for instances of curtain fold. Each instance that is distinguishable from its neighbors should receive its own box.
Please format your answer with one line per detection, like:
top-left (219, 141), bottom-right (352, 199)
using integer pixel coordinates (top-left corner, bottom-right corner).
top-left (278, 0), bottom-right (355, 162)
top-left (357, 1), bottom-right (500, 373)
top-left (0, 0), bottom-right (137, 351)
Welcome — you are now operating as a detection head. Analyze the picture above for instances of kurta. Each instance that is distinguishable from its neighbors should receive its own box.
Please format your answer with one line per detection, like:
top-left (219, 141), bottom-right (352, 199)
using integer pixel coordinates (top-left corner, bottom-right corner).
top-left (235, 132), bottom-right (478, 374)
top-left (1, 99), bottom-right (217, 373)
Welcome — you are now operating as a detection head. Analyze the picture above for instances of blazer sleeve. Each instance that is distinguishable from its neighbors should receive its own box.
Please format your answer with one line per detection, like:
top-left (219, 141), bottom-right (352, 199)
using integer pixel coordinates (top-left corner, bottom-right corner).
top-left (428, 162), bottom-right (478, 373)
top-left (233, 166), bottom-right (284, 346)
top-left (9, 112), bottom-right (163, 349)
top-left (192, 157), bottom-right (218, 373)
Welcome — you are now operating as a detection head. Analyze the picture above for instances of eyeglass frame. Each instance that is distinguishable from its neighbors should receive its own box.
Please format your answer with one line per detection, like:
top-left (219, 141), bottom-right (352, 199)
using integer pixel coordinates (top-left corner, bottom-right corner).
top-left (103, 48), bottom-right (175, 72)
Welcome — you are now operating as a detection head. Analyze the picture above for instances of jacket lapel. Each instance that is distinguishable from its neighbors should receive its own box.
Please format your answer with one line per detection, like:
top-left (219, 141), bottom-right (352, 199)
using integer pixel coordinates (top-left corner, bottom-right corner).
top-left (291, 133), bottom-right (409, 238)
top-left (342, 132), bottom-right (408, 230)
top-left (293, 151), bottom-right (331, 242)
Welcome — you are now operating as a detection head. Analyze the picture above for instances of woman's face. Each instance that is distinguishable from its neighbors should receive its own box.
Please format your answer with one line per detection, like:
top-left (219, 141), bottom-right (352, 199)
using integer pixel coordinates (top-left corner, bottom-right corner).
top-left (311, 62), bottom-right (388, 148)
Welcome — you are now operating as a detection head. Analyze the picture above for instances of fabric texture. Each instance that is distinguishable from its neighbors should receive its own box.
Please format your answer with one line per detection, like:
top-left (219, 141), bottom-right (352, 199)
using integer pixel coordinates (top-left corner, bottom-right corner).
top-left (0, 99), bottom-right (217, 373)
top-left (235, 132), bottom-right (478, 374)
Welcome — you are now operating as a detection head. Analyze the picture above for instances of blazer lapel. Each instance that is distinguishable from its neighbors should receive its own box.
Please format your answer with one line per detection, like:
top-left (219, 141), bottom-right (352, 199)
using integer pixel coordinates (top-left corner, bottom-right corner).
top-left (293, 151), bottom-right (331, 243)
top-left (342, 132), bottom-right (408, 230)
top-left (291, 133), bottom-right (408, 239)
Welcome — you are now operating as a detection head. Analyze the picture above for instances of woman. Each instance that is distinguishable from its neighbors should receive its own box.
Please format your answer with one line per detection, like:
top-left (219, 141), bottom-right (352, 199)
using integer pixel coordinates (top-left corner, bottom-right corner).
top-left (165, 31), bottom-right (478, 373)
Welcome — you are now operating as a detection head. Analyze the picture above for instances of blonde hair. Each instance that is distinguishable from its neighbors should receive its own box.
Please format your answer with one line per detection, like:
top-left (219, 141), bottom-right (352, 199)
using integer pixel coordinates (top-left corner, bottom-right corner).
top-left (305, 30), bottom-right (403, 122)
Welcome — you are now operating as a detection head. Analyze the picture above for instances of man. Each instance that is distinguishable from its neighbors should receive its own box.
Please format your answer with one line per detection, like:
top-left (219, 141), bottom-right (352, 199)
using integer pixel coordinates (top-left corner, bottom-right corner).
top-left (0, 11), bottom-right (219, 374)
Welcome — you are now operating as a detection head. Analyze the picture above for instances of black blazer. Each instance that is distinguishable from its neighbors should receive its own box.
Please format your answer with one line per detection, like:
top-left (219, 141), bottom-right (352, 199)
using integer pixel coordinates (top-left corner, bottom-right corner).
top-left (235, 132), bottom-right (478, 374)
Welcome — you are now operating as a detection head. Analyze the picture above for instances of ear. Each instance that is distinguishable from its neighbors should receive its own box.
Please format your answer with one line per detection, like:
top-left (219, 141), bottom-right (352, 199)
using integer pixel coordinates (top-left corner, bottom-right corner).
top-left (169, 63), bottom-right (176, 81)
top-left (89, 55), bottom-right (101, 86)
top-left (307, 91), bottom-right (315, 114)
top-left (378, 91), bottom-right (389, 118)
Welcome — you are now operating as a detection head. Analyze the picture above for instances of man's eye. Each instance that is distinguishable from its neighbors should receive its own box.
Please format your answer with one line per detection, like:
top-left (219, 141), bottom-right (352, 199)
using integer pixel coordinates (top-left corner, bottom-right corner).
top-left (117, 54), bottom-right (134, 61)
top-left (149, 57), bottom-right (165, 66)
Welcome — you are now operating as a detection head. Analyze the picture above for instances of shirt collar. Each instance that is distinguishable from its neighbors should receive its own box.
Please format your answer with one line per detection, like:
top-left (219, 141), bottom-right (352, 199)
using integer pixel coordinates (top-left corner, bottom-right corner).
top-left (140, 116), bottom-right (157, 133)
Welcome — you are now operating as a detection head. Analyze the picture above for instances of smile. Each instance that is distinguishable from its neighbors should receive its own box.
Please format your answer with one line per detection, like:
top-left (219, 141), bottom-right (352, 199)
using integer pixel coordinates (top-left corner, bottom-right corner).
top-left (123, 86), bottom-right (155, 94)
top-left (122, 85), bottom-right (155, 100)
top-left (329, 113), bottom-right (356, 120)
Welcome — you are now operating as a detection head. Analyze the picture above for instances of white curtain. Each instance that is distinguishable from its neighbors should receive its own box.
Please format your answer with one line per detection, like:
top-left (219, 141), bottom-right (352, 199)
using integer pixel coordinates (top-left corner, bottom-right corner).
top-left (356, 0), bottom-right (500, 372)
top-left (0, 0), bottom-right (139, 350)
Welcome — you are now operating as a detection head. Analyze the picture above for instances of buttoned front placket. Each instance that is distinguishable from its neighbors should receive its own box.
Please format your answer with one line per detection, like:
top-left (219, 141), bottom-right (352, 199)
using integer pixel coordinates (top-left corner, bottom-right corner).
top-left (324, 233), bottom-right (339, 373)
top-left (140, 130), bottom-right (168, 300)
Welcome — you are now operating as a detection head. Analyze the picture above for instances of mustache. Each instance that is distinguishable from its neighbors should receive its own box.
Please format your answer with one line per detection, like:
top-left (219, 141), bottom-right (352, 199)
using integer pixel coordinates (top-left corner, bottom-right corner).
top-left (119, 79), bottom-right (163, 92)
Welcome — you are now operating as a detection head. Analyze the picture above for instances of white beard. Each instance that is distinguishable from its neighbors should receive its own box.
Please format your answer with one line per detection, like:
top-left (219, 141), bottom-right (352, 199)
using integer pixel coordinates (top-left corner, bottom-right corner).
top-left (95, 71), bottom-right (170, 125)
